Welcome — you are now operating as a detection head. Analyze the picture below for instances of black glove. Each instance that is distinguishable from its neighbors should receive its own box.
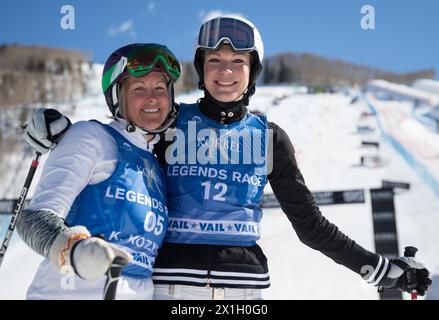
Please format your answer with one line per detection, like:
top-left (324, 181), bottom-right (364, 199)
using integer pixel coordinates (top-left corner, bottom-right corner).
top-left (378, 256), bottom-right (432, 296)
top-left (23, 108), bottom-right (72, 154)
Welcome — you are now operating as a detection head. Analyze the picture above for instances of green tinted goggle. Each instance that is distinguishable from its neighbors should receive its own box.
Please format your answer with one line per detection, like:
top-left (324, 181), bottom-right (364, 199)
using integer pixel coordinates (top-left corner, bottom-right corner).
top-left (102, 44), bottom-right (181, 93)
top-left (125, 45), bottom-right (181, 80)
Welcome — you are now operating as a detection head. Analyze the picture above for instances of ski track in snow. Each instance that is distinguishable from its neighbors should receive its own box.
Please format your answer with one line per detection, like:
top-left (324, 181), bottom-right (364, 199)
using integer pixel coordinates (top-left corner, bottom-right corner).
top-left (1, 86), bottom-right (439, 299)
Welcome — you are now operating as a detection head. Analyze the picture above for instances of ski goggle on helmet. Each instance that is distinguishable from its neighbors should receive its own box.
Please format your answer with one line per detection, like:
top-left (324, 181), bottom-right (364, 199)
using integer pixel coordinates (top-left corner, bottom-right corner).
top-left (102, 43), bottom-right (181, 94)
top-left (197, 16), bottom-right (264, 60)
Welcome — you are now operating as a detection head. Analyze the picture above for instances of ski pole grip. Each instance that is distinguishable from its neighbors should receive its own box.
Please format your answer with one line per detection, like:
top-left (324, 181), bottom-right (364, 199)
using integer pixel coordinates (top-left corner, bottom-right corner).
top-left (103, 257), bottom-right (129, 300)
top-left (404, 246), bottom-right (418, 300)
top-left (404, 246), bottom-right (418, 258)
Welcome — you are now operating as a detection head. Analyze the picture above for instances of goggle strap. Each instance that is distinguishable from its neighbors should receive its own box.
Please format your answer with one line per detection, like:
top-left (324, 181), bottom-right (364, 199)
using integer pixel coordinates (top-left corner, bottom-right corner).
top-left (110, 56), bottom-right (128, 85)
top-left (112, 84), bottom-right (119, 106)
top-left (198, 18), bottom-right (255, 50)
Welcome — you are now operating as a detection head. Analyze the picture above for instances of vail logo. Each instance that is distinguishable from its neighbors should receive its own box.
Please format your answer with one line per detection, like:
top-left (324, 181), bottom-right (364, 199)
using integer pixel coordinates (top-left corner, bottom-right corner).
top-left (168, 219), bottom-right (259, 235)
top-left (199, 222), bottom-right (226, 232)
top-left (131, 252), bottom-right (154, 271)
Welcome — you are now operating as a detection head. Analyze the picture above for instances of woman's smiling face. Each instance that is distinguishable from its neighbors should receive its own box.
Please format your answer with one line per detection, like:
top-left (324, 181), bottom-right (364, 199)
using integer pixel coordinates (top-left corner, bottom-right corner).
top-left (203, 44), bottom-right (251, 102)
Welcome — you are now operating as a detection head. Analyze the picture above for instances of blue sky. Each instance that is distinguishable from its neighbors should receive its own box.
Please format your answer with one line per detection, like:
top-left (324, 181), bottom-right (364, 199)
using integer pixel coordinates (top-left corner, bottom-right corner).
top-left (1, 0), bottom-right (438, 78)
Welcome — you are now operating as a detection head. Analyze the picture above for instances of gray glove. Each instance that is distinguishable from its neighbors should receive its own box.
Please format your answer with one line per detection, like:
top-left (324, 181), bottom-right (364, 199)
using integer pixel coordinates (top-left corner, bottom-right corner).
top-left (23, 108), bottom-right (71, 154)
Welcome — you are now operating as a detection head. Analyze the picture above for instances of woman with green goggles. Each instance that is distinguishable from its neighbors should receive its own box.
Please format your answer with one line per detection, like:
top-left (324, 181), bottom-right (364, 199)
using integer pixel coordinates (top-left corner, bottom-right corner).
top-left (17, 43), bottom-right (181, 299)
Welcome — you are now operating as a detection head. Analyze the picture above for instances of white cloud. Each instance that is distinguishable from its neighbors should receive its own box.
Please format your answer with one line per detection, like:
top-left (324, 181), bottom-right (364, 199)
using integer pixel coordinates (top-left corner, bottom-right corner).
top-left (199, 10), bottom-right (246, 23)
top-left (128, 30), bottom-right (137, 40)
top-left (147, 2), bottom-right (156, 13)
top-left (108, 20), bottom-right (135, 37)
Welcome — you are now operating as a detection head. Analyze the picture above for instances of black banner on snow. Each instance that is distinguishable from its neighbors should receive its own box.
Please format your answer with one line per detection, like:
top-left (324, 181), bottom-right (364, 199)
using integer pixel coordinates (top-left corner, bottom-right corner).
top-left (361, 141), bottom-right (380, 148)
top-left (370, 188), bottom-right (401, 300)
top-left (261, 189), bottom-right (365, 208)
top-left (381, 180), bottom-right (411, 191)
top-left (1, 190), bottom-right (366, 214)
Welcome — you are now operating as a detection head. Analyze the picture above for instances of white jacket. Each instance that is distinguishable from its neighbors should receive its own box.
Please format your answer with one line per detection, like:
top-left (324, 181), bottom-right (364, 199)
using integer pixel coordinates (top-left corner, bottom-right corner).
top-left (27, 119), bottom-right (159, 300)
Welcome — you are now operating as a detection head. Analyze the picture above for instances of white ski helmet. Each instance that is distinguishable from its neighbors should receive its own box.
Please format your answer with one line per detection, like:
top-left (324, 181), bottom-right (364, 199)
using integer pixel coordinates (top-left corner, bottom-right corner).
top-left (194, 15), bottom-right (264, 93)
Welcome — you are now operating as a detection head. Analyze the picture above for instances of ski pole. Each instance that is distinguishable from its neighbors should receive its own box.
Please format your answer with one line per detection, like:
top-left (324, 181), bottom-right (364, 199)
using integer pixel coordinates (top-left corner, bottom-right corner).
top-left (103, 256), bottom-right (129, 300)
top-left (404, 246), bottom-right (418, 300)
top-left (0, 151), bottom-right (41, 269)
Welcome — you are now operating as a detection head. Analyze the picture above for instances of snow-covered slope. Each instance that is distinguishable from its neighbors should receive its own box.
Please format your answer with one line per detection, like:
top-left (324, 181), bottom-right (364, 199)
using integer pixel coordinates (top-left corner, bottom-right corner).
top-left (367, 79), bottom-right (439, 107)
top-left (1, 82), bottom-right (439, 299)
top-left (412, 79), bottom-right (439, 96)
top-left (364, 94), bottom-right (439, 198)
top-left (258, 90), bottom-right (439, 299)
